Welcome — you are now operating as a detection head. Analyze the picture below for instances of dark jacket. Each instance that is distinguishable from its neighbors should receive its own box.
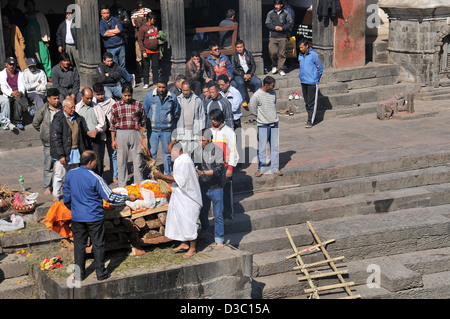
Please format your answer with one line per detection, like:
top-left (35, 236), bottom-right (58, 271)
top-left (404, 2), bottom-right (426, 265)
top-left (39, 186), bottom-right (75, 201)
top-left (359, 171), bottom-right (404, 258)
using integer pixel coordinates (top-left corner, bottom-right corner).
top-left (192, 143), bottom-right (225, 190)
top-left (317, 0), bottom-right (343, 18)
top-left (231, 49), bottom-right (257, 77)
top-left (50, 111), bottom-right (87, 162)
top-left (265, 8), bottom-right (293, 38)
top-left (56, 18), bottom-right (78, 50)
top-left (204, 95), bottom-right (234, 129)
top-left (51, 64), bottom-right (80, 97)
top-left (185, 57), bottom-right (215, 82)
top-left (97, 61), bottom-right (122, 86)
top-left (32, 102), bottom-right (61, 147)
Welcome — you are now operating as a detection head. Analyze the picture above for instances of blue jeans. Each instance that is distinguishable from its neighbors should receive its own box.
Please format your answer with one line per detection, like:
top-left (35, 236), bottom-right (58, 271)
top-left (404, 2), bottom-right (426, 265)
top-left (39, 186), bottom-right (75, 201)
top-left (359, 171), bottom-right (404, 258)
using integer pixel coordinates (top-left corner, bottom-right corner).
top-left (257, 124), bottom-right (279, 173)
top-left (106, 132), bottom-right (118, 179)
top-left (104, 84), bottom-right (122, 100)
top-left (121, 67), bottom-right (133, 84)
top-left (149, 131), bottom-right (172, 175)
top-left (107, 45), bottom-right (126, 68)
top-left (200, 188), bottom-right (224, 244)
top-left (234, 75), bottom-right (262, 102)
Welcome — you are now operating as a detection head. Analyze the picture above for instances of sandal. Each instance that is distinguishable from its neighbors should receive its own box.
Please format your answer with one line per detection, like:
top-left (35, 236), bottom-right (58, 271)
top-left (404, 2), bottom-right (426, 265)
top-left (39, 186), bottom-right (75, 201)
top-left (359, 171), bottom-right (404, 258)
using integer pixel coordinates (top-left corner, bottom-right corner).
top-left (255, 170), bottom-right (263, 177)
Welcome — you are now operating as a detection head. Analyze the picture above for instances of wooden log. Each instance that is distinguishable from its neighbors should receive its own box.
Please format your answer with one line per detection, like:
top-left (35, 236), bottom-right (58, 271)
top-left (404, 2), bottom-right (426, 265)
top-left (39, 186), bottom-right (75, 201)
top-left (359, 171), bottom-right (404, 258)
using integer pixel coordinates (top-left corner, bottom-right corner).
top-left (143, 230), bottom-right (161, 239)
top-left (159, 226), bottom-right (165, 236)
top-left (285, 239), bottom-right (336, 259)
top-left (158, 212), bottom-right (167, 225)
top-left (128, 232), bottom-right (141, 246)
top-left (104, 220), bottom-right (115, 230)
top-left (141, 236), bottom-right (171, 245)
top-left (130, 204), bottom-right (169, 220)
top-left (134, 217), bottom-right (147, 229)
top-left (146, 218), bottom-right (162, 229)
top-left (112, 218), bottom-right (121, 226)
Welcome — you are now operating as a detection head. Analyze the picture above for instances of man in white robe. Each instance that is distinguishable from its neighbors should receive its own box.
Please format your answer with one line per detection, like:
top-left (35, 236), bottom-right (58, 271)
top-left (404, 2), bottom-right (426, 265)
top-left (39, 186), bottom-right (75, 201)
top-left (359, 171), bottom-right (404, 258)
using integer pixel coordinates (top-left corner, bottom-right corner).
top-left (154, 140), bottom-right (202, 258)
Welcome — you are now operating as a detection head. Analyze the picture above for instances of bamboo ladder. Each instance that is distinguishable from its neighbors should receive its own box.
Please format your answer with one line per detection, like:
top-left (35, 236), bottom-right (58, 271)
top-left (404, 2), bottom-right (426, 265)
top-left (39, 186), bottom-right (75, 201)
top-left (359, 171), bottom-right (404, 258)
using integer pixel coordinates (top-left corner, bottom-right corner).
top-left (285, 221), bottom-right (361, 299)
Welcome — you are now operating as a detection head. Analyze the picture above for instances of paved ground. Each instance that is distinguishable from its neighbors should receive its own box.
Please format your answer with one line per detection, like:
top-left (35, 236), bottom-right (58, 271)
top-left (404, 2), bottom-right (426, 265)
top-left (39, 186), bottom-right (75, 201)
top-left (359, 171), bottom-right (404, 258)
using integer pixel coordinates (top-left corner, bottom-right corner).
top-left (1, 95), bottom-right (449, 215)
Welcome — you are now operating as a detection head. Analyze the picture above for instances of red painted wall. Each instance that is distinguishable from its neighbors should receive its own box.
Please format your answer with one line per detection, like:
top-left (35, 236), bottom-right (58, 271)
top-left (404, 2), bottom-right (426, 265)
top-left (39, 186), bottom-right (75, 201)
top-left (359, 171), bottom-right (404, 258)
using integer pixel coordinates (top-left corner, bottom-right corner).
top-left (334, 0), bottom-right (366, 68)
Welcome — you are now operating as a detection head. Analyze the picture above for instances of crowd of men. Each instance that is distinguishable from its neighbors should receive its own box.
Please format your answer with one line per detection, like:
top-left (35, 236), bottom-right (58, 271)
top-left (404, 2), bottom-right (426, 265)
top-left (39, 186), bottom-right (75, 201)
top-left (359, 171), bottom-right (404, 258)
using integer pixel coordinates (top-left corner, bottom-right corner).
top-left (0, 0), bottom-right (325, 267)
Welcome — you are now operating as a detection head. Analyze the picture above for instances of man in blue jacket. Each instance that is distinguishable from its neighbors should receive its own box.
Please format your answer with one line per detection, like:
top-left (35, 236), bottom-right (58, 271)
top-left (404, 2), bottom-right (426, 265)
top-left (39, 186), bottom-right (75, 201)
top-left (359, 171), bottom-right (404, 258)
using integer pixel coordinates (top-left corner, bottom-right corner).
top-left (143, 77), bottom-right (180, 175)
top-left (298, 39), bottom-right (323, 128)
top-left (205, 43), bottom-right (237, 89)
top-left (99, 5), bottom-right (126, 68)
top-left (63, 150), bottom-right (137, 281)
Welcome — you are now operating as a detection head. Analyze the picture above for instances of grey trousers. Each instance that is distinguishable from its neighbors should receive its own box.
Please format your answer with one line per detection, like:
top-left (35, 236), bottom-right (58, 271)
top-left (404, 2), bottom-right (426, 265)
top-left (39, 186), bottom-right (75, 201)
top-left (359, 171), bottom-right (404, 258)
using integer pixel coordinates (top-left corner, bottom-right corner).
top-left (268, 37), bottom-right (287, 71)
top-left (116, 129), bottom-right (144, 187)
top-left (43, 146), bottom-right (54, 190)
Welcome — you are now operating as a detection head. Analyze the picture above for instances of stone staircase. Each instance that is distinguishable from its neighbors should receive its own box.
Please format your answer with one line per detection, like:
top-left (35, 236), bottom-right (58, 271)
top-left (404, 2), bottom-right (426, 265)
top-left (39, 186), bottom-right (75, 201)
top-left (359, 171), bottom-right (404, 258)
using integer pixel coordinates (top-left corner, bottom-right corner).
top-left (258, 62), bottom-right (419, 123)
top-left (225, 150), bottom-right (450, 299)
top-left (417, 78), bottom-right (450, 102)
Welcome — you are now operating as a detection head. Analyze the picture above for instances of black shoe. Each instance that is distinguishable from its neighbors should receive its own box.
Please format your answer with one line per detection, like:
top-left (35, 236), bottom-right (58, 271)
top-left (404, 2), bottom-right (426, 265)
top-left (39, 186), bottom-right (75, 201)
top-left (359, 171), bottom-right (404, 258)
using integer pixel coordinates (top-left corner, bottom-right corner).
top-left (305, 121), bottom-right (313, 128)
top-left (97, 273), bottom-right (111, 281)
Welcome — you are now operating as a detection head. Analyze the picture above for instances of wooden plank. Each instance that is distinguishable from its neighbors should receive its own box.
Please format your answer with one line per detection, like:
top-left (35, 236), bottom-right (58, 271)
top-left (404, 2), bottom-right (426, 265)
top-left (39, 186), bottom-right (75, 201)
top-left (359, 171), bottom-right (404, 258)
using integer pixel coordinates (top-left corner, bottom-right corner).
top-left (293, 256), bottom-right (345, 270)
top-left (130, 205), bottom-right (169, 220)
top-left (285, 239), bottom-right (335, 259)
top-left (304, 282), bottom-right (355, 293)
top-left (298, 270), bottom-right (348, 281)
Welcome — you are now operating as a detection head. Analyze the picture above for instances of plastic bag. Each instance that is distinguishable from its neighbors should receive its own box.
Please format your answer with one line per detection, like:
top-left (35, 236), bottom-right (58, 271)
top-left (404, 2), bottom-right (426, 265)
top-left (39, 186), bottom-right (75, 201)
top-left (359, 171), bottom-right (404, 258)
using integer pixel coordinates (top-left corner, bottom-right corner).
top-left (140, 187), bottom-right (156, 209)
top-left (0, 214), bottom-right (25, 232)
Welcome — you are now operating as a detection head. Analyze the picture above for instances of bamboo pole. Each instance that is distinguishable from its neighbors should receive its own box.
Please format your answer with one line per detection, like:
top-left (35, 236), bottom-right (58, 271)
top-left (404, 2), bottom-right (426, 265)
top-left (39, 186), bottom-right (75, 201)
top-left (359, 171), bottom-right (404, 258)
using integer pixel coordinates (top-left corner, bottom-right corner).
top-left (304, 282), bottom-right (355, 294)
top-left (285, 227), bottom-right (320, 299)
top-left (306, 221), bottom-right (355, 297)
top-left (285, 239), bottom-right (336, 259)
top-left (293, 256), bottom-right (345, 270)
top-left (298, 270), bottom-right (348, 281)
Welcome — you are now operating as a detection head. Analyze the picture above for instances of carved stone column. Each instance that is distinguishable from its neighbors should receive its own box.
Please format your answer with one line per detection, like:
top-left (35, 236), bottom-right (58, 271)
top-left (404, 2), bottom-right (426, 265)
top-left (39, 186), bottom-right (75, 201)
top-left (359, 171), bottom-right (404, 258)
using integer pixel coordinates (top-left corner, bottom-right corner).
top-left (312, 0), bottom-right (334, 68)
top-left (160, 0), bottom-right (186, 77)
top-left (239, 0), bottom-right (263, 75)
top-left (0, 8), bottom-right (6, 67)
top-left (75, 0), bottom-right (102, 88)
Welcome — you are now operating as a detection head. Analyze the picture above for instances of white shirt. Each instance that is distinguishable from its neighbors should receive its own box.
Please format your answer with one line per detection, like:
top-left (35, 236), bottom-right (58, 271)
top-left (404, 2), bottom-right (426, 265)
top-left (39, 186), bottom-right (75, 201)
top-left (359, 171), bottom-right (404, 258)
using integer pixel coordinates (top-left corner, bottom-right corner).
top-left (238, 53), bottom-right (249, 74)
top-left (221, 86), bottom-right (242, 120)
top-left (65, 18), bottom-right (75, 44)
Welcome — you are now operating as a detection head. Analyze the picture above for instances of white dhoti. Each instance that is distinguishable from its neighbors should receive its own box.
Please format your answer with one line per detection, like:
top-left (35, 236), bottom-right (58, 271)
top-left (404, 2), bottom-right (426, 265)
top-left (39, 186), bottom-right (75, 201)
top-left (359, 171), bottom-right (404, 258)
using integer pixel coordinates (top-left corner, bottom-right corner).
top-left (165, 153), bottom-right (202, 242)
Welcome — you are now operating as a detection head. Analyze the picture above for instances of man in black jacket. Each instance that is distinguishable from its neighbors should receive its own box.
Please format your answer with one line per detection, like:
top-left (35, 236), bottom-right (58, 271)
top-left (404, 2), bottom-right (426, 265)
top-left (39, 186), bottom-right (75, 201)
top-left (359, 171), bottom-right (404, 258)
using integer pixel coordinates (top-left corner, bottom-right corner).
top-left (56, 7), bottom-right (79, 68)
top-left (51, 53), bottom-right (81, 104)
top-left (231, 40), bottom-right (262, 105)
top-left (97, 52), bottom-right (122, 100)
top-left (50, 98), bottom-right (87, 201)
top-left (265, 0), bottom-right (293, 76)
top-left (194, 127), bottom-right (226, 247)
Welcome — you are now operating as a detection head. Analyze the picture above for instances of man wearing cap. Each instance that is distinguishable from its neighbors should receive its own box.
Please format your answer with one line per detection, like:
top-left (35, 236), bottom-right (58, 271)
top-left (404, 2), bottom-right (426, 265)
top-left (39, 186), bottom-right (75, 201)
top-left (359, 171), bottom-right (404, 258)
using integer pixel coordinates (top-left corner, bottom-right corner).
top-left (23, 57), bottom-right (48, 114)
top-left (56, 7), bottom-right (79, 68)
top-left (0, 57), bottom-right (29, 129)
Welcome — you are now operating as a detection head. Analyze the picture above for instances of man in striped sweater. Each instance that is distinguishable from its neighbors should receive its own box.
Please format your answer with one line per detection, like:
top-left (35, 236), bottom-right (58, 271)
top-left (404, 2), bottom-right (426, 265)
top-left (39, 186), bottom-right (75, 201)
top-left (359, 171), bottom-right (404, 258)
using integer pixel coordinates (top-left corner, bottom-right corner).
top-left (249, 76), bottom-right (283, 177)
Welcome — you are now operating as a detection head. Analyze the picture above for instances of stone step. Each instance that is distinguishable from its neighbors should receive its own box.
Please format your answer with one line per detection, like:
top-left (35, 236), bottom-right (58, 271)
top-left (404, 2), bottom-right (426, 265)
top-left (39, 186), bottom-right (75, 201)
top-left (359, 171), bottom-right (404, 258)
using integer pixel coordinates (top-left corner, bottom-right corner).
top-left (247, 205), bottom-right (450, 298)
top-left (234, 165), bottom-right (450, 214)
top-left (419, 93), bottom-right (450, 101)
top-left (226, 181), bottom-right (450, 236)
top-left (233, 144), bottom-right (450, 194)
top-left (227, 203), bottom-right (450, 258)
top-left (254, 245), bottom-right (450, 294)
top-left (0, 275), bottom-right (39, 299)
top-left (0, 253), bottom-right (29, 280)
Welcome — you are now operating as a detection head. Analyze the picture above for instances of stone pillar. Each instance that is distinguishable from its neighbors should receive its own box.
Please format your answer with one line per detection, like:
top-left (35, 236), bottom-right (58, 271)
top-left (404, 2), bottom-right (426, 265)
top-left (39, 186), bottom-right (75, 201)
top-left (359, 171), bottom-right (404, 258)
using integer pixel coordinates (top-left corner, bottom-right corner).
top-left (312, 0), bottom-right (334, 68)
top-left (239, 0), bottom-right (264, 75)
top-left (75, 0), bottom-right (102, 88)
top-left (160, 0), bottom-right (186, 78)
top-left (0, 8), bottom-right (5, 68)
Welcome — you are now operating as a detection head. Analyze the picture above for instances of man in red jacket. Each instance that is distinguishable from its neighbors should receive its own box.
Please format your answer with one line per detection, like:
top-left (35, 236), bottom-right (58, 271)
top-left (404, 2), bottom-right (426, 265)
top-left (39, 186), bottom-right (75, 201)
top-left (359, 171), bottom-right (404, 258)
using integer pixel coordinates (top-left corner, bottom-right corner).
top-left (138, 12), bottom-right (160, 89)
